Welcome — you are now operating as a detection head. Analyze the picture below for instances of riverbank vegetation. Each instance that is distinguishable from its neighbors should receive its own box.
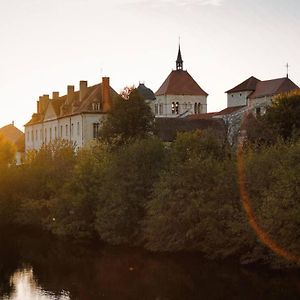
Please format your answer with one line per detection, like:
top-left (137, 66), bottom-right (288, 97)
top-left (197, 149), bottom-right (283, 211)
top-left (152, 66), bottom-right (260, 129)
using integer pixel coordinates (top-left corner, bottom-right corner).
top-left (0, 90), bottom-right (300, 268)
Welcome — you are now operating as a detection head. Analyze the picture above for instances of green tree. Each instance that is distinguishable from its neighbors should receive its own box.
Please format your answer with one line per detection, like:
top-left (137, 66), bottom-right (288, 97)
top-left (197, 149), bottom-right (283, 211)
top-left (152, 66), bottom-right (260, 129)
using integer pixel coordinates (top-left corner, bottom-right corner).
top-left (144, 131), bottom-right (251, 258)
top-left (95, 137), bottom-right (166, 245)
top-left (264, 90), bottom-right (300, 140)
top-left (99, 88), bottom-right (155, 146)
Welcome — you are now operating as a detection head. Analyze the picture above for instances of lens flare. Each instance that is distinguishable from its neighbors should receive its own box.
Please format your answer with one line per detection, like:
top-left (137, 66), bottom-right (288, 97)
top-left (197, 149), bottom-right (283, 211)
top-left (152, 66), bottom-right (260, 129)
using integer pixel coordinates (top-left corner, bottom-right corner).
top-left (237, 116), bottom-right (300, 264)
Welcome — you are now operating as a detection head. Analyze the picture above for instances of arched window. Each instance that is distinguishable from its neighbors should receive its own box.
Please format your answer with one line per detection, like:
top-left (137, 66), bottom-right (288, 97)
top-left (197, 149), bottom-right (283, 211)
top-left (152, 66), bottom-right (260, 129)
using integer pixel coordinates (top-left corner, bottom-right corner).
top-left (172, 102), bottom-right (175, 114)
top-left (175, 102), bottom-right (179, 114)
top-left (198, 103), bottom-right (201, 114)
top-left (159, 104), bottom-right (163, 115)
top-left (194, 103), bottom-right (197, 114)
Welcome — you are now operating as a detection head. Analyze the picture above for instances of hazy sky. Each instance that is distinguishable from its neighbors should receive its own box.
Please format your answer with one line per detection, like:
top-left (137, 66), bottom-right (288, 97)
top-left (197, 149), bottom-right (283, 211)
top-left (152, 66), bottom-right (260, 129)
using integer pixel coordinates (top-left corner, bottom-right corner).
top-left (1, 0), bottom-right (300, 129)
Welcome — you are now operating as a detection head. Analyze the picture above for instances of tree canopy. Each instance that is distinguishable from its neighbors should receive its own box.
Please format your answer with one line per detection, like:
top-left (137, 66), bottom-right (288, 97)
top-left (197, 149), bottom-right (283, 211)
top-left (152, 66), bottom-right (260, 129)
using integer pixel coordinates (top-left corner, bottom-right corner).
top-left (99, 88), bottom-right (155, 146)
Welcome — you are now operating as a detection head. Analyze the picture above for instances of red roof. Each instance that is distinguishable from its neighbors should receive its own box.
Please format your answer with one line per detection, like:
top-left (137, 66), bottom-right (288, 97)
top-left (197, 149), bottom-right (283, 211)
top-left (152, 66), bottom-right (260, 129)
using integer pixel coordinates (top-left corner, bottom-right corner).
top-left (249, 77), bottom-right (299, 99)
top-left (155, 70), bottom-right (208, 96)
top-left (226, 76), bottom-right (260, 93)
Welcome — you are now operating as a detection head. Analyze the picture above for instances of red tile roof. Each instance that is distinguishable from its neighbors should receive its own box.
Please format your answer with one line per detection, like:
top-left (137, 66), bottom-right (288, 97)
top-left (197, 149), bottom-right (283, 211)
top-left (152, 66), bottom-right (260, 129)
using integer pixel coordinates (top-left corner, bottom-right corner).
top-left (25, 83), bottom-right (118, 126)
top-left (226, 76), bottom-right (260, 93)
top-left (155, 70), bottom-right (208, 96)
top-left (249, 77), bottom-right (299, 99)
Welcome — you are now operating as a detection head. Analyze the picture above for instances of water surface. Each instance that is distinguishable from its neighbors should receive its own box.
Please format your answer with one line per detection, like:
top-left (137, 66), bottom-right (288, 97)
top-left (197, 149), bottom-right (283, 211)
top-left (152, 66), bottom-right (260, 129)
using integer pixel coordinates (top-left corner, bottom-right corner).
top-left (1, 229), bottom-right (300, 300)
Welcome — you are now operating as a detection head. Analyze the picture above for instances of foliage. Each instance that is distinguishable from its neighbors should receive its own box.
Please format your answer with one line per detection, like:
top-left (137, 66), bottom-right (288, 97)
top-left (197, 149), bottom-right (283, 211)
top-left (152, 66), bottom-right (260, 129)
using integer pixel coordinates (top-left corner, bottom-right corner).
top-left (0, 134), bottom-right (16, 167)
top-left (263, 90), bottom-right (300, 140)
top-left (99, 88), bottom-right (155, 146)
top-left (95, 137), bottom-right (166, 245)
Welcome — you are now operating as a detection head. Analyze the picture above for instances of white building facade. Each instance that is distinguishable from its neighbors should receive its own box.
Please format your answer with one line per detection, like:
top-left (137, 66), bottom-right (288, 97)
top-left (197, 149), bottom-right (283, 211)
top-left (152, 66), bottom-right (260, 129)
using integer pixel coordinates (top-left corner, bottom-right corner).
top-left (25, 77), bottom-right (117, 152)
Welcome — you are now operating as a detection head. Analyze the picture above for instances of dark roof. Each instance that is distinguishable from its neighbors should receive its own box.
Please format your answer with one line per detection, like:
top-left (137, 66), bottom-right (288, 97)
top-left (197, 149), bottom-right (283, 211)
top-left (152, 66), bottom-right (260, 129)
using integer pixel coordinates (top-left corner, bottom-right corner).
top-left (226, 76), bottom-right (260, 93)
top-left (186, 112), bottom-right (218, 120)
top-left (155, 70), bottom-right (208, 96)
top-left (155, 118), bottom-right (225, 142)
top-left (137, 83), bottom-right (156, 101)
top-left (249, 77), bottom-right (299, 99)
top-left (214, 105), bottom-right (246, 116)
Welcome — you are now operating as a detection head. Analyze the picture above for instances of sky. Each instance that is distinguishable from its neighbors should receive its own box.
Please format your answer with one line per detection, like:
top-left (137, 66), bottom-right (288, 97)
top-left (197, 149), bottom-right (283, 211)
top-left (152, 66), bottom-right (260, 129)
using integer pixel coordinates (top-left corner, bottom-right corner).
top-left (1, 0), bottom-right (300, 130)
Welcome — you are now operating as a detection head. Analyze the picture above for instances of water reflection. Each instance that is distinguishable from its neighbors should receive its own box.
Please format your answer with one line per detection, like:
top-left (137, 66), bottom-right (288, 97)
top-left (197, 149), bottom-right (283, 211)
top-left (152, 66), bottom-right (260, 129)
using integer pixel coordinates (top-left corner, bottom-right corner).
top-left (1, 229), bottom-right (300, 300)
top-left (7, 268), bottom-right (69, 300)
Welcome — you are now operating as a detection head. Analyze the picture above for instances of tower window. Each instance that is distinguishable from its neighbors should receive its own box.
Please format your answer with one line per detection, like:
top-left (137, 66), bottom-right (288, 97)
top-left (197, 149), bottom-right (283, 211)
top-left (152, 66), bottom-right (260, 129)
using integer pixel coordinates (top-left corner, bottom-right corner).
top-left (172, 102), bottom-right (175, 114)
top-left (159, 104), bottom-right (163, 115)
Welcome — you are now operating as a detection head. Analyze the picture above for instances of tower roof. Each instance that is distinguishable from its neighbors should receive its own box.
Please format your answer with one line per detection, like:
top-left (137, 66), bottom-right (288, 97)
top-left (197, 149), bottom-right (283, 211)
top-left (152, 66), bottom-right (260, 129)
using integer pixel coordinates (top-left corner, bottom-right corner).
top-left (155, 70), bottom-right (208, 96)
top-left (226, 76), bottom-right (260, 93)
top-left (176, 45), bottom-right (183, 70)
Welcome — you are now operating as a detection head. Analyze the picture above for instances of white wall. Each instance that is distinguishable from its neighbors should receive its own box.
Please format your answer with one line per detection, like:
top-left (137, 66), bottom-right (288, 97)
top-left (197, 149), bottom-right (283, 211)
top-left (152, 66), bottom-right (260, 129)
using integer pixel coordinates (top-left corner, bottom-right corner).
top-left (154, 95), bottom-right (207, 117)
top-left (227, 91), bottom-right (252, 108)
top-left (25, 113), bottom-right (106, 152)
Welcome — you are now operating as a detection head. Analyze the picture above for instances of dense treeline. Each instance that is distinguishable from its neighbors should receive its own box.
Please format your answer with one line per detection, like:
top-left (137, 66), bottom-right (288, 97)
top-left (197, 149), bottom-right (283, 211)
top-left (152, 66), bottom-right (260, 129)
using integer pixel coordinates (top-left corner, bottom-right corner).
top-left (0, 90), bottom-right (300, 268)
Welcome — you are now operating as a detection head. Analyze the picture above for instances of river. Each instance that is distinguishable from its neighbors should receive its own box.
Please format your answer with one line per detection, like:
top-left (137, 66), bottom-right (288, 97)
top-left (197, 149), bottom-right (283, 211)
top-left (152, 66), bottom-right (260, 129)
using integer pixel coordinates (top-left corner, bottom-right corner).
top-left (0, 229), bottom-right (300, 300)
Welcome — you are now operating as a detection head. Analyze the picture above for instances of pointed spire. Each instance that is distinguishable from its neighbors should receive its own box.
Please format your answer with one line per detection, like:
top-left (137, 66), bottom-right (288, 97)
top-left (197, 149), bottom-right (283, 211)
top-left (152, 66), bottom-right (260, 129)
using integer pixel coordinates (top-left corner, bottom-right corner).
top-left (176, 44), bottom-right (183, 70)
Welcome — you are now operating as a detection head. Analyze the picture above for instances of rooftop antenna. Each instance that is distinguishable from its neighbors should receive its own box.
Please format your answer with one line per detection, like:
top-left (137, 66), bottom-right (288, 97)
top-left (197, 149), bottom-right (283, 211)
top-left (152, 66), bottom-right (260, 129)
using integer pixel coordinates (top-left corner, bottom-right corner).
top-left (286, 63), bottom-right (290, 78)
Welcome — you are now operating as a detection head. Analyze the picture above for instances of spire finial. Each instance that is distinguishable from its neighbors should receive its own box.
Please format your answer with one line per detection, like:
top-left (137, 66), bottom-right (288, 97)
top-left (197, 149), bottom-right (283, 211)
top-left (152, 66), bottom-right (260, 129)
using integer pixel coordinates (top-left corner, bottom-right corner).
top-left (286, 63), bottom-right (290, 78)
top-left (176, 39), bottom-right (183, 70)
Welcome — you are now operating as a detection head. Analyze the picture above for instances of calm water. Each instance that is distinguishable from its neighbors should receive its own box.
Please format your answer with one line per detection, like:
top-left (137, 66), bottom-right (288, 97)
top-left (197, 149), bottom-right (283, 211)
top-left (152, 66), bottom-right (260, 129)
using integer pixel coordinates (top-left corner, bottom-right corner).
top-left (1, 229), bottom-right (300, 300)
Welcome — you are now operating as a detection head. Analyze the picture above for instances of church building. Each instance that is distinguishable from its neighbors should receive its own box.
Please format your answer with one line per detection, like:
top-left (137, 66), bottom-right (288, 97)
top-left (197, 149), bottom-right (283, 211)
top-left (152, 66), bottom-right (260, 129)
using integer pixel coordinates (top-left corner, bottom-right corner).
top-left (153, 46), bottom-right (208, 118)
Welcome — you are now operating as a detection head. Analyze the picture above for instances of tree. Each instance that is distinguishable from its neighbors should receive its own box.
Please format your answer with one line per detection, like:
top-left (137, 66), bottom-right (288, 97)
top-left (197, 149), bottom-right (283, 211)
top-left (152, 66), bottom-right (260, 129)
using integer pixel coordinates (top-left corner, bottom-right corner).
top-left (99, 88), bottom-right (155, 146)
top-left (264, 90), bottom-right (300, 140)
top-left (0, 134), bottom-right (16, 167)
top-left (95, 138), bottom-right (166, 245)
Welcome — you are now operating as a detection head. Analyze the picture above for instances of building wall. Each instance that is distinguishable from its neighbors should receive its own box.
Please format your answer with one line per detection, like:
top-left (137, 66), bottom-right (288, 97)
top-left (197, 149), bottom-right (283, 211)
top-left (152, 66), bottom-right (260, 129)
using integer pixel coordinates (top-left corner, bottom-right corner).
top-left (227, 91), bottom-right (252, 107)
top-left (154, 95), bottom-right (207, 118)
top-left (25, 113), bottom-right (106, 152)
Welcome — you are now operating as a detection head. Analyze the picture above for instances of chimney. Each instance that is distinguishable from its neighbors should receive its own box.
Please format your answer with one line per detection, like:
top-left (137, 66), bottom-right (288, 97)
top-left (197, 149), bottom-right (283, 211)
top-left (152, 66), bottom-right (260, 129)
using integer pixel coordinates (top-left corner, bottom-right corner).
top-left (37, 100), bottom-right (40, 114)
top-left (38, 95), bottom-right (49, 113)
top-left (80, 80), bottom-right (88, 102)
top-left (67, 85), bottom-right (75, 104)
top-left (102, 77), bottom-right (111, 112)
top-left (52, 91), bottom-right (59, 99)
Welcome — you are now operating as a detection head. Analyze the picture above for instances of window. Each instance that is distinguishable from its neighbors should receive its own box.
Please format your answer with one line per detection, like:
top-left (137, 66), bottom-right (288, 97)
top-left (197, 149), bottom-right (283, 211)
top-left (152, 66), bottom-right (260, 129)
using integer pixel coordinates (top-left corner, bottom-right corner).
top-left (154, 104), bottom-right (158, 115)
top-left (45, 128), bottom-right (47, 143)
top-left (60, 126), bottom-right (63, 137)
top-left (66, 125), bottom-right (68, 137)
top-left (172, 102), bottom-right (175, 114)
top-left (194, 103), bottom-right (197, 114)
top-left (159, 104), bottom-right (163, 115)
top-left (71, 123), bottom-right (74, 137)
top-left (256, 107), bottom-right (261, 116)
top-left (54, 127), bottom-right (57, 139)
top-left (35, 130), bottom-right (38, 141)
top-left (175, 102), bottom-right (179, 114)
top-left (50, 128), bottom-right (52, 141)
top-left (77, 122), bottom-right (80, 136)
top-left (198, 103), bottom-right (201, 114)
top-left (40, 129), bottom-right (42, 141)
top-left (31, 130), bottom-right (33, 142)
top-left (93, 123), bottom-right (100, 139)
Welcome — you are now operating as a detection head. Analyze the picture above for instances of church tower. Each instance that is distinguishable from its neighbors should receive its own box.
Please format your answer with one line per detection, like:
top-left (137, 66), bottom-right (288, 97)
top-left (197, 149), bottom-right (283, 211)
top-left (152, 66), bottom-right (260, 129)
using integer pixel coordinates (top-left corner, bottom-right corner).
top-left (153, 45), bottom-right (208, 118)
